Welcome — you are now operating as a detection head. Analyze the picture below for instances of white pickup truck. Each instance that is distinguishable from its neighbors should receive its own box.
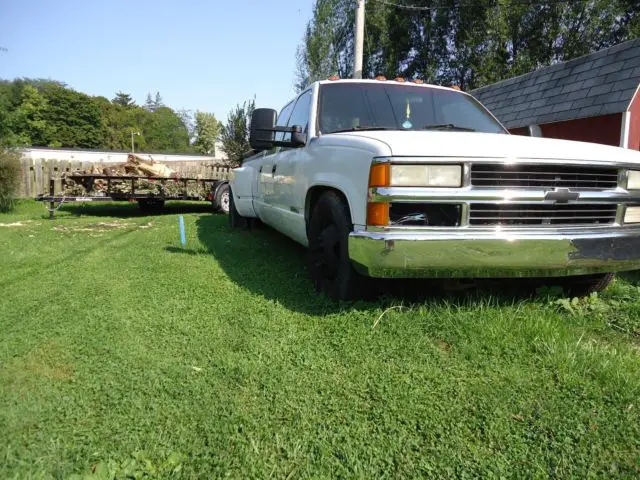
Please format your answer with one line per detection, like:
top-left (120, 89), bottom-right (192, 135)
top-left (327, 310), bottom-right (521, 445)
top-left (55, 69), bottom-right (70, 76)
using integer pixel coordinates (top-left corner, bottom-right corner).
top-left (229, 78), bottom-right (640, 300)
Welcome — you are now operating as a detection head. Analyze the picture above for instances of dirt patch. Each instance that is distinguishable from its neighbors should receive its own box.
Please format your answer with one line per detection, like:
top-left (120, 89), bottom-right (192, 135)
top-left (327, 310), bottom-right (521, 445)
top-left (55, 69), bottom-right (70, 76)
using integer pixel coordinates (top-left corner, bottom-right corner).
top-left (7, 341), bottom-right (74, 382)
top-left (53, 221), bottom-right (135, 233)
top-left (53, 221), bottom-right (153, 233)
top-left (0, 221), bottom-right (31, 227)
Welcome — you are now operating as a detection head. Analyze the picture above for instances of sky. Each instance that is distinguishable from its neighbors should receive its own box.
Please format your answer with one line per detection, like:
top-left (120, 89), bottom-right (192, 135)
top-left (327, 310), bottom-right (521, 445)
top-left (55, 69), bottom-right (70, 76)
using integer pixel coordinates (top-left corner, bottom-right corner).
top-left (0, 0), bottom-right (315, 122)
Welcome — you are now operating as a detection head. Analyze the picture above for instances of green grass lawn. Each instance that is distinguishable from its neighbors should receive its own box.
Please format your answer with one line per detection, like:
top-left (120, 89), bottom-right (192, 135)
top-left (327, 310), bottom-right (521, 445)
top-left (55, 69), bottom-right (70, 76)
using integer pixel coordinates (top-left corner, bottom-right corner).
top-left (1, 201), bottom-right (639, 479)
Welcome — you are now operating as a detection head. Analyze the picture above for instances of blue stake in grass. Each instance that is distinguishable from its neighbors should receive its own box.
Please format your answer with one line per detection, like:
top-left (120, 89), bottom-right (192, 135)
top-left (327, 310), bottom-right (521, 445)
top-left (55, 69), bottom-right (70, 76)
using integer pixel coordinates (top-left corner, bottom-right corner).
top-left (179, 215), bottom-right (186, 247)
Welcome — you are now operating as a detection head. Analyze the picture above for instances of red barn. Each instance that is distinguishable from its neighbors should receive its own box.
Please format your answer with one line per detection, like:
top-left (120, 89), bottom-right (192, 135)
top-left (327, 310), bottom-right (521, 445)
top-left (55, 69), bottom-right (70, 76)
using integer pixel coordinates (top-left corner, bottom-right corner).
top-left (471, 39), bottom-right (640, 150)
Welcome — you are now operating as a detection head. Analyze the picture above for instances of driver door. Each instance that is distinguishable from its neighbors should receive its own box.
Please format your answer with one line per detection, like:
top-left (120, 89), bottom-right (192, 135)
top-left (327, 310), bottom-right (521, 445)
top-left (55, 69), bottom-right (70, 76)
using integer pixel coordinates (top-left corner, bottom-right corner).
top-left (256, 100), bottom-right (294, 226)
top-left (271, 90), bottom-right (312, 243)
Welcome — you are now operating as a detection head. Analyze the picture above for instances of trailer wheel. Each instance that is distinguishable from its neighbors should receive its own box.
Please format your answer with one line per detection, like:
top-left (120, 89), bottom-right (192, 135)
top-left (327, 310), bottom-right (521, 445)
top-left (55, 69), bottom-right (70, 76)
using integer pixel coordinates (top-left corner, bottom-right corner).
top-left (214, 183), bottom-right (230, 214)
top-left (138, 198), bottom-right (165, 214)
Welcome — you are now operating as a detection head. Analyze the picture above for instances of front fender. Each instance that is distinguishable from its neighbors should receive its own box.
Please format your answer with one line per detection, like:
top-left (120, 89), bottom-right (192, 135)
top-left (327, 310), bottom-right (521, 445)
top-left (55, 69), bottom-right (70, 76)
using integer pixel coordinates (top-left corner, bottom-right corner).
top-left (307, 173), bottom-right (368, 226)
top-left (230, 163), bottom-right (258, 218)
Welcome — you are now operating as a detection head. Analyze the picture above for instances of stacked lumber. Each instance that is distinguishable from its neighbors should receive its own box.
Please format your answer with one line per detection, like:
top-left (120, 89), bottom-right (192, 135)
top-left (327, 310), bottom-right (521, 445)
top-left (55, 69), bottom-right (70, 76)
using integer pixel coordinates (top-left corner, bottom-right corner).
top-left (66, 154), bottom-right (177, 178)
top-left (59, 155), bottom-right (213, 199)
top-left (61, 155), bottom-right (181, 196)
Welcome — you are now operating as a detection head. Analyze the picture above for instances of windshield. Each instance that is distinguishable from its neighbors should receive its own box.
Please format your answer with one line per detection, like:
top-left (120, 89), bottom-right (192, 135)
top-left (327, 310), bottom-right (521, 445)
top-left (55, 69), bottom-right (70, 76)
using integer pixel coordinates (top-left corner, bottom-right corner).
top-left (318, 83), bottom-right (506, 135)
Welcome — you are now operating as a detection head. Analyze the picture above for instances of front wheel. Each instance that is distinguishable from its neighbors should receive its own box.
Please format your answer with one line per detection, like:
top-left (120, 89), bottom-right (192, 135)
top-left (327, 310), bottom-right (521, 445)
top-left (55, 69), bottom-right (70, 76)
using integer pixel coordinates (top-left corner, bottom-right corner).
top-left (307, 191), bottom-right (367, 301)
top-left (559, 273), bottom-right (615, 297)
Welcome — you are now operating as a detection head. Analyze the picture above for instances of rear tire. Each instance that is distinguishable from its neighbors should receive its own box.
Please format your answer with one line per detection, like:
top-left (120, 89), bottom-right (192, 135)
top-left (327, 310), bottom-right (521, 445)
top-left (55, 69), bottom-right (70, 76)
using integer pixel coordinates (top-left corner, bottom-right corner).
top-left (307, 191), bottom-right (367, 301)
top-left (560, 273), bottom-right (615, 297)
top-left (214, 183), bottom-right (230, 214)
top-left (228, 187), bottom-right (249, 229)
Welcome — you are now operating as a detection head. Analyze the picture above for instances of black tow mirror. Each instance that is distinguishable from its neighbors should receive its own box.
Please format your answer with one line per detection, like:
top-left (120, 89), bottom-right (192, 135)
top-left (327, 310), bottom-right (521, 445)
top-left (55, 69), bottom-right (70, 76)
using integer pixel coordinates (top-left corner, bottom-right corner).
top-left (249, 108), bottom-right (277, 150)
top-left (290, 126), bottom-right (307, 147)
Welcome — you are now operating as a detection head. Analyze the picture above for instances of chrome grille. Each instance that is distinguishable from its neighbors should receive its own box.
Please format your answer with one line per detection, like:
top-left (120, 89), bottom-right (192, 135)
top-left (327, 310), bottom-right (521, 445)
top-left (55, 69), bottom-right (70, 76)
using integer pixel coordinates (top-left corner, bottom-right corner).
top-left (469, 203), bottom-right (617, 226)
top-left (471, 164), bottom-right (619, 190)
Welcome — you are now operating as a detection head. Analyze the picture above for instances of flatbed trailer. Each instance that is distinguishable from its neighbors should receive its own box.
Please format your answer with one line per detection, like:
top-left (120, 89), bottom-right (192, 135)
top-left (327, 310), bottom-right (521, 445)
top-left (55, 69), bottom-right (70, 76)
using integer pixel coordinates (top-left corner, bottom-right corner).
top-left (36, 174), bottom-right (230, 218)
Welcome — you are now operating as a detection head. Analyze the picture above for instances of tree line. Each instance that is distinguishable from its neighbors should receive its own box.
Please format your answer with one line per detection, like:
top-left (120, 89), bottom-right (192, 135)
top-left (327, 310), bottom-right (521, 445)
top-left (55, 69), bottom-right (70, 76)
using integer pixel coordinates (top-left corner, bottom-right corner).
top-left (0, 78), bottom-right (238, 159)
top-left (296, 0), bottom-right (640, 91)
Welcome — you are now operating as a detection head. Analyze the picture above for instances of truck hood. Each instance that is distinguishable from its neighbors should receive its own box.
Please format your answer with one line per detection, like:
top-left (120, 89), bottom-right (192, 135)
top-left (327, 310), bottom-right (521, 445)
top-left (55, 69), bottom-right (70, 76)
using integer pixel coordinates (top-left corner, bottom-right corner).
top-left (337, 130), bottom-right (640, 165)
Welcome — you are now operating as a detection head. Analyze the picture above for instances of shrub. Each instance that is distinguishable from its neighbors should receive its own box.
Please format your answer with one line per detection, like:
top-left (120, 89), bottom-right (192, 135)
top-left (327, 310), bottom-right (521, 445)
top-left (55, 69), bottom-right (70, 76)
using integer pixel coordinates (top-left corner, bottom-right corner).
top-left (0, 149), bottom-right (22, 212)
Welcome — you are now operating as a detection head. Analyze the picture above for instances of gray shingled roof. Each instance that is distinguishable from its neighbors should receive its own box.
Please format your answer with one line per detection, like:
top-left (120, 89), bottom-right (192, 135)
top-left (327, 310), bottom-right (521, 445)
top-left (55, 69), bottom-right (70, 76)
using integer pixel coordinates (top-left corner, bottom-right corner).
top-left (471, 39), bottom-right (640, 129)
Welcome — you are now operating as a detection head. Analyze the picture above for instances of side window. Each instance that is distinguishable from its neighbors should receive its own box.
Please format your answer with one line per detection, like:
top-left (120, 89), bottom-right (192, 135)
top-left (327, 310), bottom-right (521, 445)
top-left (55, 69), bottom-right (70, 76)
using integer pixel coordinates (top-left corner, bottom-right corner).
top-left (284, 91), bottom-right (312, 141)
top-left (275, 101), bottom-right (294, 142)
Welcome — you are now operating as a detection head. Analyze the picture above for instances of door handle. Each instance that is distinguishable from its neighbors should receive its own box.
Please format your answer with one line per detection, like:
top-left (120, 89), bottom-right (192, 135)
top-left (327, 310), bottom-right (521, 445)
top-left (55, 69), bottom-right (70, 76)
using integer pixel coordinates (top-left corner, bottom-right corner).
top-left (272, 164), bottom-right (277, 176)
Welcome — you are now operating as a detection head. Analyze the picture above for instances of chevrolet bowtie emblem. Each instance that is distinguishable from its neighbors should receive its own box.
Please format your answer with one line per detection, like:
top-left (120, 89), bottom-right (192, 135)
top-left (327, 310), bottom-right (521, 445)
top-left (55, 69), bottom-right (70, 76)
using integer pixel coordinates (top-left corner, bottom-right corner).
top-left (545, 188), bottom-right (580, 203)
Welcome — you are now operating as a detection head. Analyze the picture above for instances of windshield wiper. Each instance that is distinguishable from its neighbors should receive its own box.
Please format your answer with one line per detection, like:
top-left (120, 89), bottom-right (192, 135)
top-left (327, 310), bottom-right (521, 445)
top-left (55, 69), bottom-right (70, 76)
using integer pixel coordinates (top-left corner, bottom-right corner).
top-left (330, 126), bottom-right (393, 133)
top-left (422, 123), bottom-right (475, 132)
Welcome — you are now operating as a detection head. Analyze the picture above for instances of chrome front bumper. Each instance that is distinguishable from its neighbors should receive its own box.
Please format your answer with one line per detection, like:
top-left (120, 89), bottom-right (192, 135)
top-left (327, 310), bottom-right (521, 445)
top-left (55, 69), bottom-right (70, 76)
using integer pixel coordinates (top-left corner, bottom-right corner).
top-left (348, 227), bottom-right (640, 278)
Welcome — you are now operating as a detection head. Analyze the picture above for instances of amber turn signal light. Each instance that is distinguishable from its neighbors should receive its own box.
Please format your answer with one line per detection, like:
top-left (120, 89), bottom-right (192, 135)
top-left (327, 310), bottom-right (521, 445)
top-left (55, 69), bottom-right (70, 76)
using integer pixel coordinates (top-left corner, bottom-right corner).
top-left (367, 202), bottom-right (389, 226)
top-left (369, 163), bottom-right (390, 187)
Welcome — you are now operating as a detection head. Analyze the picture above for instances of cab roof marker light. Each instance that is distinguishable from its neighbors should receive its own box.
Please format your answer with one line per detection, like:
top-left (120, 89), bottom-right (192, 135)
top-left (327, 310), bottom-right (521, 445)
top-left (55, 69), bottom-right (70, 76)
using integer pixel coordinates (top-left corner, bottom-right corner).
top-left (328, 75), bottom-right (340, 81)
top-left (375, 75), bottom-right (387, 81)
top-left (394, 77), bottom-right (405, 82)
top-left (412, 79), bottom-right (424, 84)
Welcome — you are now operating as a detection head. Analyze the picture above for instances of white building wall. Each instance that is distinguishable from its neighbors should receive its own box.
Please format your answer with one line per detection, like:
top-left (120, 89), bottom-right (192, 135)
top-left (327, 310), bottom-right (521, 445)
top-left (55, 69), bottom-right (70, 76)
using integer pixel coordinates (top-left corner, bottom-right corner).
top-left (21, 145), bottom-right (228, 164)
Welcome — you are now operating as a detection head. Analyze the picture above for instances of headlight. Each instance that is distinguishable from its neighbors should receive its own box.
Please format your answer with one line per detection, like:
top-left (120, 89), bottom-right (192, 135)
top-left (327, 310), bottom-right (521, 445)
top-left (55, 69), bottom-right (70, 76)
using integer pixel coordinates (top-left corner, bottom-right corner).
top-left (628, 170), bottom-right (640, 190)
top-left (390, 165), bottom-right (462, 187)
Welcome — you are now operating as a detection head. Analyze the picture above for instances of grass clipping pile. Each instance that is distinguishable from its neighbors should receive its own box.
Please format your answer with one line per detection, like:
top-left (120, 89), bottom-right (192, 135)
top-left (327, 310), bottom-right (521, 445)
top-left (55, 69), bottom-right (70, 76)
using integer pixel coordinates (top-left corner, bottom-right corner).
top-left (62, 155), bottom-right (210, 199)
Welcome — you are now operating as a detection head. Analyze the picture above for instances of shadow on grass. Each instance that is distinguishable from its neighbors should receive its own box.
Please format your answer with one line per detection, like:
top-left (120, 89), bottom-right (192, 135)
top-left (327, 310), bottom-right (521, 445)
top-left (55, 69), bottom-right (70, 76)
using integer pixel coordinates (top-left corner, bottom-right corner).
top-left (58, 201), bottom-right (216, 218)
top-left (188, 214), bottom-right (551, 314)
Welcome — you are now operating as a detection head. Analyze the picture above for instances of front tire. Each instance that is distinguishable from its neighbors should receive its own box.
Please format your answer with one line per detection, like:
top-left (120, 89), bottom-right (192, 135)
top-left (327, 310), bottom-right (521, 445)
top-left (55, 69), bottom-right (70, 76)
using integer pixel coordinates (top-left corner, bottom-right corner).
top-left (307, 191), bottom-right (367, 301)
top-left (561, 273), bottom-right (615, 297)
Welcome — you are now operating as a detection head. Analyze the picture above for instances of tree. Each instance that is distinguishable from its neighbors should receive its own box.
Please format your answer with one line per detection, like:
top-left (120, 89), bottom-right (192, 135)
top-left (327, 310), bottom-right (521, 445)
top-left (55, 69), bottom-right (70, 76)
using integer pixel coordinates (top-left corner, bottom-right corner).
top-left (144, 93), bottom-right (154, 111)
top-left (39, 83), bottom-right (104, 148)
top-left (144, 91), bottom-right (164, 112)
top-left (193, 111), bottom-right (220, 155)
top-left (0, 78), bottom-right (195, 153)
top-left (220, 99), bottom-right (255, 167)
top-left (138, 106), bottom-right (190, 152)
top-left (177, 109), bottom-right (196, 144)
top-left (3, 85), bottom-right (48, 146)
top-left (96, 98), bottom-right (139, 151)
top-left (295, 0), bottom-right (640, 91)
top-left (295, 0), bottom-right (354, 92)
top-left (112, 91), bottom-right (135, 107)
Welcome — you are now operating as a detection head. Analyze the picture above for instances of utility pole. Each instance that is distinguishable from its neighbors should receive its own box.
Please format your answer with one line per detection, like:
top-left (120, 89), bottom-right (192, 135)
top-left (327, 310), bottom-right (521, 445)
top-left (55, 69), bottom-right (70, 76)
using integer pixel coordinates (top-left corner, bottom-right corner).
top-left (353, 0), bottom-right (365, 79)
top-left (131, 131), bottom-right (140, 153)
